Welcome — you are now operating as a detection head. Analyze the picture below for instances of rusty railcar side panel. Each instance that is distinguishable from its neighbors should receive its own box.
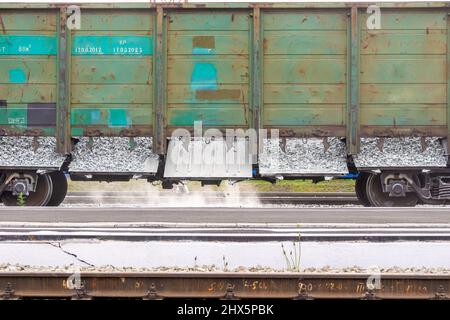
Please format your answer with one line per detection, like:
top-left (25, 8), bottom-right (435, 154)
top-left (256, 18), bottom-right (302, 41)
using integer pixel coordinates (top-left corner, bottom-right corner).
top-left (262, 9), bottom-right (348, 138)
top-left (359, 8), bottom-right (448, 137)
top-left (0, 9), bottom-right (58, 136)
top-left (69, 9), bottom-right (155, 137)
top-left (0, 3), bottom-right (449, 157)
top-left (56, 7), bottom-right (70, 154)
top-left (166, 9), bottom-right (251, 132)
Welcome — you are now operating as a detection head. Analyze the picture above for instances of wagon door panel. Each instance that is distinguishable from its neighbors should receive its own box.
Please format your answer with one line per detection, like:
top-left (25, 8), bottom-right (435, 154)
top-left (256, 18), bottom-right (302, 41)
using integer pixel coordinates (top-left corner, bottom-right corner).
top-left (70, 9), bottom-right (154, 137)
top-left (0, 9), bottom-right (57, 135)
top-left (259, 10), bottom-right (349, 176)
top-left (354, 9), bottom-right (448, 168)
top-left (359, 9), bottom-right (447, 134)
top-left (262, 10), bottom-right (347, 136)
top-left (166, 10), bottom-right (250, 132)
top-left (0, 9), bottom-right (65, 170)
top-left (163, 10), bottom-right (252, 178)
top-left (68, 9), bottom-right (158, 174)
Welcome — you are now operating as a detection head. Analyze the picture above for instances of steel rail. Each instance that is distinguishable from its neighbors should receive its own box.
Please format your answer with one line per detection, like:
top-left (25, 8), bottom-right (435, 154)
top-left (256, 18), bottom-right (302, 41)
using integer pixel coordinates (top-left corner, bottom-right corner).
top-left (62, 192), bottom-right (359, 205)
top-left (0, 272), bottom-right (449, 300)
top-left (2, 223), bottom-right (450, 242)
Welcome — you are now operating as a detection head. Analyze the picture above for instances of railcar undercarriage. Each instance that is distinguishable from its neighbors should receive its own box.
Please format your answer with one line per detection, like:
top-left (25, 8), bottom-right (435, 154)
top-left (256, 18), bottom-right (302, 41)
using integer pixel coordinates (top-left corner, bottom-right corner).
top-left (355, 170), bottom-right (450, 207)
top-left (0, 171), bottom-right (67, 206)
top-left (2, 167), bottom-right (450, 207)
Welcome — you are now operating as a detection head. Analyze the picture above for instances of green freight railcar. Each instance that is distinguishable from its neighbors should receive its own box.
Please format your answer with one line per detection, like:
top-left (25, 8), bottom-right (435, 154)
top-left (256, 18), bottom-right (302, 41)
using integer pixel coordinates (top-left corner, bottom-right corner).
top-left (0, 2), bottom-right (449, 206)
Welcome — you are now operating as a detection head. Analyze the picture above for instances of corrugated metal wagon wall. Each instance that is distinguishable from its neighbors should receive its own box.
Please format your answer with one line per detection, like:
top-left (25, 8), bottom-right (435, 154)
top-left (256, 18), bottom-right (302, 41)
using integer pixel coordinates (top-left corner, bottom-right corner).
top-left (354, 8), bottom-right (449, 168)
top-left (0, 9), bottom-right (58, 135)
top-left (0, 9), bottom-right (66, 169)
top-left (70, 9), bottom-right (154, 137)
top-left (0, 3), bottom-right (449, 175)
top-left (166, 10), bottom-right (250, 132)
top-left (359, 9), bottom-right (447, 136)
top-left (262, 9), bottom-right (348, 136)
top-left (68, 9), bottom-right (159, 173)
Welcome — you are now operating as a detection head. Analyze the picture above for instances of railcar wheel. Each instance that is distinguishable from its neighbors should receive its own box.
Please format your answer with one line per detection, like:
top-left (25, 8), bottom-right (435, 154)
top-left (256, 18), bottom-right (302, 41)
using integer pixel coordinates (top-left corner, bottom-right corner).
top-left (355, 173), bottom-right (371, 207)
top-left (46, 171), bottom-right (68, 206)
top-left (1, 174), bottom-right (53, 206)
top-left (365, 173), bottom-right (419, 207)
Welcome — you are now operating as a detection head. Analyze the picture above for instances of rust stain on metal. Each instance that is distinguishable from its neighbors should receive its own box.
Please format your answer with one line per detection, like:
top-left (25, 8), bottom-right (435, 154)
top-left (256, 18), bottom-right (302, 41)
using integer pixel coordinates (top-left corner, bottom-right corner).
top-left (195, 89), bottom-right (241, 101)
top-left (84, 129), bottom-right (104, 137)
top-left (23, 129), bottom-right (45, 136)
top-left (0, 273), bottom-right (449, 299)
top-left (361, 126), bottom-right (445, 137)
top-left (193, 36), bottom-right (215, 49)
top-left (0, 15), bottom-right (6, 34)
top-left (274, 126), bottom-right (346, 138)
top-left (119, 128), bottom-right (144, 137)
top-left (263, 38), bottom-right (268, 52)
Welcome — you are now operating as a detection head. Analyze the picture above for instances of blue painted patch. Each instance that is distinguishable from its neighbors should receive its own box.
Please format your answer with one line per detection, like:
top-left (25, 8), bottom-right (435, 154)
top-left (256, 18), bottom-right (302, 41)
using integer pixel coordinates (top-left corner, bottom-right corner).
top-left (191, 63), bottom-right (218, 91)
top-left (9, 69), bottom-right (26, 83)
top-left (109, 109), bottom-right (129, 127)
top-left (72, 36), bottom-right (153, 56)
top-left (340, 173), bottom-right (359, 179)
top-left (0, 35), bottom-right (57, 55)
top-left (192, 47), bottom-right (214, 55)
top-left (90, 110), bottom-right (101, 124)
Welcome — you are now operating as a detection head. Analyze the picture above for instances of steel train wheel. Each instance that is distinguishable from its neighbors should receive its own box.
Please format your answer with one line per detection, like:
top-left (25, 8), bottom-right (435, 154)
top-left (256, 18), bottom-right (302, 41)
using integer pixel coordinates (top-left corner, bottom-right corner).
top-left (46, 171), bottom-right (68, 206)
top-left (364, 173), bottom-right (419, 207)
top-left (1, 174), bottom-right (53, 206)
top-left (355, 173), bottom-right (371, 207)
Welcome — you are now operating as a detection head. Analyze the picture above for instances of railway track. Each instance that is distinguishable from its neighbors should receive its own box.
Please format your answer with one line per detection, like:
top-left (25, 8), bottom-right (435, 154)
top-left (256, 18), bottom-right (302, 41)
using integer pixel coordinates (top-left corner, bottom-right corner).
top-left (1, 222), bottom-right (450, 241)
top-left (0, 272), bottom-right (448, 299)
top-left (62, 192), bottom-right (358, 205)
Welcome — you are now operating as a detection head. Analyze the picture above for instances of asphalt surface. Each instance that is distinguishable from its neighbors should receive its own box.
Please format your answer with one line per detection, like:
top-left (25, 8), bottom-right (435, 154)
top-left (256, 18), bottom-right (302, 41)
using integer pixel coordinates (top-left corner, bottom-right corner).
top-left (0, 207), bottom-right (450, 224)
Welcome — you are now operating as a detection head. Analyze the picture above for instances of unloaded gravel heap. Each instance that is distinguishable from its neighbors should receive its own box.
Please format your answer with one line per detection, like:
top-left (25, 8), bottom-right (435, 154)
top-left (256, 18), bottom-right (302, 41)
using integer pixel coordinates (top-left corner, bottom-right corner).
top-left (69, 137), bottom-right (159, 173)
top-left (0, 137), bottom-right (66, 168)
top-left (354, 137), bottom-right (447, 168)
top-left (259, 137), bottom-right (348, 175)
top-left (1, 263), bottom-right (450, 274)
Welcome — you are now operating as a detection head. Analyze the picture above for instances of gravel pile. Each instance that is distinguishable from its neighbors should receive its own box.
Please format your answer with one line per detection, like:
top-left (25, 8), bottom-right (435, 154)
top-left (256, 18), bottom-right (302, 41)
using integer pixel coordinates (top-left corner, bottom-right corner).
top-left (1, 263), bottom-right (449, 274)
top-left (354, 137), bottom-right (447, 168)
top-left (0, 136), bottom-right (66, 168)
top-left (259, 137), bottom-right (348, 175)
top-left (69, 137), bottom-right (159, 173)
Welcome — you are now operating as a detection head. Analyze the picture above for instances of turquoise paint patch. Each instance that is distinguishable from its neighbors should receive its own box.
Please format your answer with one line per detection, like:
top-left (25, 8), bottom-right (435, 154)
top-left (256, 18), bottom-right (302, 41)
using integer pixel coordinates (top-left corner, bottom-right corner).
top-left (0, 108), bottom-right (27, 126)
top-left (0, 35), bottom-right (57, 55)
top-left (191, 63), bottom-right (218, 91)
top-left (90, 110), bottom-right (101, 124)
top-left (72, 36), bottom-right (153, 56)
top-left (8, 69), bottom-right (26, 83)
top-left (71, 109), bottom-right (102, 125)
top-left (192, 47), bottom-right (215, 55)
top-left (109, 109), bottom-right (129, 127)
top-left (71, 127), bottom-right (84, 136)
